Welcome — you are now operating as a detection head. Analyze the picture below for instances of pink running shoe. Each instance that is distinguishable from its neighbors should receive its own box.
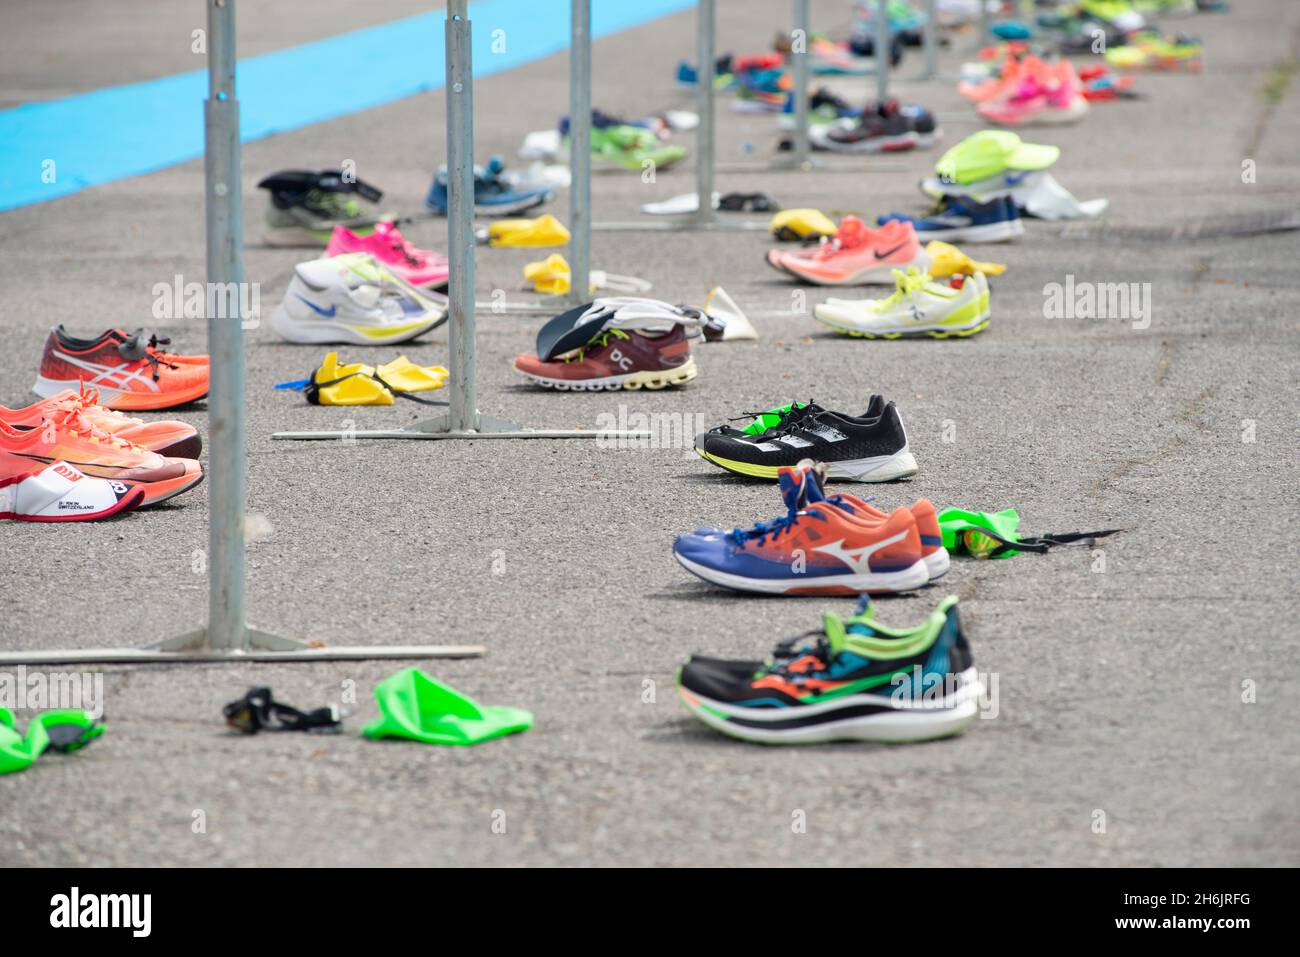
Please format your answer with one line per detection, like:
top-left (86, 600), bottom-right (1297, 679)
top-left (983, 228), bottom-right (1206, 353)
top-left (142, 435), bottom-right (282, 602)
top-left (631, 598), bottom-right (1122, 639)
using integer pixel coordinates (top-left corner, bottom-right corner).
top-left (978, 63), bottom-right (1089, 126)
top-left (766, 217), bottom-right (929, 286)
top-left (324, 222), bottom-right (450, 288)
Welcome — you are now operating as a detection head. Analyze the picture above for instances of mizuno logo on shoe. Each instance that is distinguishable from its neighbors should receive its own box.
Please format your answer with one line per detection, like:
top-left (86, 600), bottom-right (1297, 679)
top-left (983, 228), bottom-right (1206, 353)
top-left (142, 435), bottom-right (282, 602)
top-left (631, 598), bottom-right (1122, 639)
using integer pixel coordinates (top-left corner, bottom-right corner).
top-left (812, 529), bottom-right (909, 575)
top-left (295, 295), bottom-right (337, 318)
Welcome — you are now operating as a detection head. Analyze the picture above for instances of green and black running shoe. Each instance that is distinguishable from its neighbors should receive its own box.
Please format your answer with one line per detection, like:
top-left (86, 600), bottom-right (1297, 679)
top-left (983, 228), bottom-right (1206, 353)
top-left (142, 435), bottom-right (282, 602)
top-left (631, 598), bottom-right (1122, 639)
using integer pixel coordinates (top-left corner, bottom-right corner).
top-left (677, 596), bottom-right (982, 745)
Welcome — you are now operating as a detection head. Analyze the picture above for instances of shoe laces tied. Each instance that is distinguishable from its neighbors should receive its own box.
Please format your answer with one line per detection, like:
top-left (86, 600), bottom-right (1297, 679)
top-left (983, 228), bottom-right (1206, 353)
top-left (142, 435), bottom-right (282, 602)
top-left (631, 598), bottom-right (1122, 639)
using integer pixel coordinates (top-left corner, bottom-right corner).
top-left (561, 327), bottom-right (630, 363)
top-left (51, 407), bottom-right (138, 451)
top-left (879, 267), bottom-right (930, 308)
top-left (814, 216), bottom-right (869, 259)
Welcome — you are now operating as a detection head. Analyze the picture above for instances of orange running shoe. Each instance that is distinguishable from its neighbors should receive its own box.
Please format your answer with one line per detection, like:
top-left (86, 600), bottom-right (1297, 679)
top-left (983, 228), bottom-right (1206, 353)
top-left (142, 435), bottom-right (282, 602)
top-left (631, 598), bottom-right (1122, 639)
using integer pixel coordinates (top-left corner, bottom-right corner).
top-left (0, 407), bottom-right (203, 507)
top-left (673, 464), bottom-right (928, 595)
top-left (0, 385), bottom-right (201, 458)
top-left (32, 326), bottom-right (209, 410)
top-left (0, 454), bottom-right (145, 522)
top-left (766, 217), bottom-right (928, 286)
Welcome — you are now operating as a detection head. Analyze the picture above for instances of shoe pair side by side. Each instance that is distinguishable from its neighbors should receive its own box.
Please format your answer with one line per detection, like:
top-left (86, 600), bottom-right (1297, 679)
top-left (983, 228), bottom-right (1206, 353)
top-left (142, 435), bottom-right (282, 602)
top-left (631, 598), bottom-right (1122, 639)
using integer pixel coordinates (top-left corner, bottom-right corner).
top-left (767, 217), bottom-right (929, 285)
top-left (0, 403), bottom-right (203, 512)
top-left (32, 327), bottom-right (209, 411)
top-left (2, 385), bottom-right (200, 458)
top-left (676, 594), bottom-right (982, 744)
top-left (259, 169), bottom-right (386, 247)
top-left (673, 461), bottom-right (948, 596)
top-left (978, 60), bottom-right (1090, 126)
top-left (814, 266), bottom-right (990, 339)
top-left (271, 252), bottom-right (448, 346)
top-left (695, 395), bottom-right (918, 482)
top-left (425, 155), bottom-right (553, 217)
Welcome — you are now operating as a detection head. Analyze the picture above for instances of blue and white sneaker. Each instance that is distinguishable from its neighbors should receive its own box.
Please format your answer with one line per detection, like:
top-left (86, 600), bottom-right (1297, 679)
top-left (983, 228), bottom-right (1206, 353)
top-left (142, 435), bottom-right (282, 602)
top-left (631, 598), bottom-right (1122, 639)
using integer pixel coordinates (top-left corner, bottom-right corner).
top-left (425, 156), bottom-right (552, 217)
top-left (878, 195), bottom-right (1024, 243)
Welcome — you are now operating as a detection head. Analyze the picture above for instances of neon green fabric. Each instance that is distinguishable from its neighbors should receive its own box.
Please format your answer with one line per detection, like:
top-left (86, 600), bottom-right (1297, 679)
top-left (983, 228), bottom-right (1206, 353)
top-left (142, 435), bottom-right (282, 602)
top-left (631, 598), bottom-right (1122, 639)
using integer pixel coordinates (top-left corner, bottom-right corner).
top-left (0, 707), bottom-right (104, 775)
top-left (937, 507), bottom-right (1024, 558)
top-left (362, 668), bottom-right (532, 746)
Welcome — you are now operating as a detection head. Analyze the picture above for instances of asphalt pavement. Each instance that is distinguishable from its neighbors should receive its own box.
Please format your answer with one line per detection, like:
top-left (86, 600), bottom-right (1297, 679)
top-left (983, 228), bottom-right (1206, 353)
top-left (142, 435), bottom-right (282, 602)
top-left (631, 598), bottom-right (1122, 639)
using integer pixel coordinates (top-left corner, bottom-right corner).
top-left (0, 0), bottom-right (1297, 866)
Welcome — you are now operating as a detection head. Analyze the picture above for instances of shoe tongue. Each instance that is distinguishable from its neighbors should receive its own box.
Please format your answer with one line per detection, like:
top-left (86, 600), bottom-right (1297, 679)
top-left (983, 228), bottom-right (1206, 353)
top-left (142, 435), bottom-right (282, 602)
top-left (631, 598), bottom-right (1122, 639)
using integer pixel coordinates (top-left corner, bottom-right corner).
top-left (797, 464), bottom-right (828, 506)
top-left (777, 468), bottom-right (806, 511)
top-left (819, 613), bottom-right (849, 656)
top-left (835, 216), bottom-right (870, 249)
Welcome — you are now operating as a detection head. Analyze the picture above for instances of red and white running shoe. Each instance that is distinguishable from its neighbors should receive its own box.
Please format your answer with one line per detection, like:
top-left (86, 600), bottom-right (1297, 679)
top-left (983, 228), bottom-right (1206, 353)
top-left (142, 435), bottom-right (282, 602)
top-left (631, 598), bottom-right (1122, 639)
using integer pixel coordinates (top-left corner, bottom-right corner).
top-left (32, 327), bottom-right (209, 410)
top-left (0, 456), bottom-right (144, 522)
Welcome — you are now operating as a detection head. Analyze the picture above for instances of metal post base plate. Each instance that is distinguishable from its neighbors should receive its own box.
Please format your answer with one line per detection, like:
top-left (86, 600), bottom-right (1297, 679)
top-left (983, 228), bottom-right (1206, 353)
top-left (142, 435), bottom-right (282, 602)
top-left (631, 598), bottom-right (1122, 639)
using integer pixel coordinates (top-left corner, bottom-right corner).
top-left (273, 411), bottom-right (652, 442)
top-left (0, 628), bottom-right (485, 666)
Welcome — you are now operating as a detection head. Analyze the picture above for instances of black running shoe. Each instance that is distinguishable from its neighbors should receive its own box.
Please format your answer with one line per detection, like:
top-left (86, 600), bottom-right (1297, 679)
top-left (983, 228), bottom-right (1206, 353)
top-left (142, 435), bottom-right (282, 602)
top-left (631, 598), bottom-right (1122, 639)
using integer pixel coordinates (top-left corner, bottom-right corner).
top-left (677, 595), bottom-right (982, 744)
top-left (695, 395), bottom-right (918, 482)
top-left (702, 400), bottom-right (821, 440)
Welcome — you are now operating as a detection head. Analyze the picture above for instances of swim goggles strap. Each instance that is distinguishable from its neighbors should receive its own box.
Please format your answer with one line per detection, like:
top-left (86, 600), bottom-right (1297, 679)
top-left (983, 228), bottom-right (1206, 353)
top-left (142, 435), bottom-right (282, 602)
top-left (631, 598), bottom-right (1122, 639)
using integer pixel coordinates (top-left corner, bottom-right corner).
top-left (223, 687), bottom-right (342, 734)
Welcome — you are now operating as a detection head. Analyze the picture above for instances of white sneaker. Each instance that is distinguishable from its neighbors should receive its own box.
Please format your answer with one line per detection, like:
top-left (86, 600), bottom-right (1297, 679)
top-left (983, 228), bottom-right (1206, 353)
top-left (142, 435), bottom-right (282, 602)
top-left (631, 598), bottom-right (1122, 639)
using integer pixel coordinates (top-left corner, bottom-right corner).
top-left (270, 253), bottom-right (447, 345)
top-left (815, 268), bottom-right (990, 339)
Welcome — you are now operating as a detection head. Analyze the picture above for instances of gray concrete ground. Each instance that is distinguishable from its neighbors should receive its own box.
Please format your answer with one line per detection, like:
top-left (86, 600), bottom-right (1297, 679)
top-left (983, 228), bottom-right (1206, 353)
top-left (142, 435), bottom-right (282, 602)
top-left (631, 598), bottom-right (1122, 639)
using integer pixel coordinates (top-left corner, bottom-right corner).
top-left (1, 1), bottom-right (1298, 867)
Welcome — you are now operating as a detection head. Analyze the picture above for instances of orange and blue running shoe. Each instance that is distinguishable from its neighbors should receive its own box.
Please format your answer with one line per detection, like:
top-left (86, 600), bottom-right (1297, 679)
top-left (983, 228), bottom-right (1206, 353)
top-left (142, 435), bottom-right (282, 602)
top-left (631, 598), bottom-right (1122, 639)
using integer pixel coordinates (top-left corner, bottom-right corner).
top-left (0, 406), bottom-right (202, 507)
top-left (673, 463), bottom-right (928, 595)
top-left (0, 384), bottom-right (201, 458)
top-left (32, 326), bottom-right (209, 410)
top-left (0, 455), bottom-right (145, 522)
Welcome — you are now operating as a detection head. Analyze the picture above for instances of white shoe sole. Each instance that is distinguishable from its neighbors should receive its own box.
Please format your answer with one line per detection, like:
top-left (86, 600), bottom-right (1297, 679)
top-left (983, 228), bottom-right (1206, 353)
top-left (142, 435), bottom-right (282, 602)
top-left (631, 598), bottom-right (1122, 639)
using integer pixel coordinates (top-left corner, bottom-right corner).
top-left (819, 131), bottom-right (920, 154)
top-left (780, 251), bottom-right (931, 286)
top-left (823, 447), bottom-right (919, 482)
top-left (913, 219), bottom-right (1024, 243)
top-left (924, 547), bottom-right (951, 580)
top-left (269, 304), bottom-right (442, 346)
top-left (680, 667), bottom-right (983, 744)
top-left (674, 551), bottom-right (930, 595)
top-left (518, 358), bottom-right (697, 391)
top-left (813, 307), bottom-right (990, 338)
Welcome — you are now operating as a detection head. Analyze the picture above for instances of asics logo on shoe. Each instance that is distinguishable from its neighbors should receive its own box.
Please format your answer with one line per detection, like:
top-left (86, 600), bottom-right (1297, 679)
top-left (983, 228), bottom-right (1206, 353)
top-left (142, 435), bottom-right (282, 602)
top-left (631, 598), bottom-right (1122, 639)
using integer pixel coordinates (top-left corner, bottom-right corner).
top-left (811, 529), bottom-right (910, 575)
top-left (874, 243), bottom-right (907, 260)
top-left (52, 355), bottom-right (162, 393)
top-left (295, 295), bottom-right (337, 318)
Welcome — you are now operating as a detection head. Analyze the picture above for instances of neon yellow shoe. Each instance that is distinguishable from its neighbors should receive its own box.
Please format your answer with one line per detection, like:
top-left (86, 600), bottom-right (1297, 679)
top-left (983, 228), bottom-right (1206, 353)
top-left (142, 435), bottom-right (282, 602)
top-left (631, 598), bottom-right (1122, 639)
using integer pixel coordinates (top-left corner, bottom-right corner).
top-left (814, 268), bottom-right (990, 339)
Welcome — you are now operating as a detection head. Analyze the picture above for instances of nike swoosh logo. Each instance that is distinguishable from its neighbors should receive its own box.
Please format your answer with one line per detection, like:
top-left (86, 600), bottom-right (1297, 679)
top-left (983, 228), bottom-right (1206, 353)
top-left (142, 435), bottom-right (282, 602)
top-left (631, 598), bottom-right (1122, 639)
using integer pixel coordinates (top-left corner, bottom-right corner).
top-left (1004, 172), bottom-right (1030, 186)
top-left (295, 295), bottom-right (337, 318)
top-left (874, 244), bottom-right (906, 260)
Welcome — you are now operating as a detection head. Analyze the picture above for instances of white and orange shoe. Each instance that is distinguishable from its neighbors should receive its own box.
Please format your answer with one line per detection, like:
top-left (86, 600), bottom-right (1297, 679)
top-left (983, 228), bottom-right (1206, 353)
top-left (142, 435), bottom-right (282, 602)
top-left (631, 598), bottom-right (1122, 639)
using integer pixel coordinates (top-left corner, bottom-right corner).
top-left (766, 217), bottom-right (929, 286)
top-left (0, 407), bottom-right (202, 508)
top-left (32, 327), bottom-right (209, 410)
top-left (0, 455), bottom-right (145, 522)
top-left (0, 385), bottom-right (201, 458)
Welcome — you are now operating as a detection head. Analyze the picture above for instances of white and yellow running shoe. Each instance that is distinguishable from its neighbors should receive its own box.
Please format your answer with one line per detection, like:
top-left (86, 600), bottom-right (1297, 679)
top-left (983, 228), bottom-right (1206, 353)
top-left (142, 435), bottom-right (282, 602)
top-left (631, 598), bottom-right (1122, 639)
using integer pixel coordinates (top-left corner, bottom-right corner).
top-left (814, 268), bottom-right (990, 339)
top-left (270, 253), bottom-right (447, 346)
